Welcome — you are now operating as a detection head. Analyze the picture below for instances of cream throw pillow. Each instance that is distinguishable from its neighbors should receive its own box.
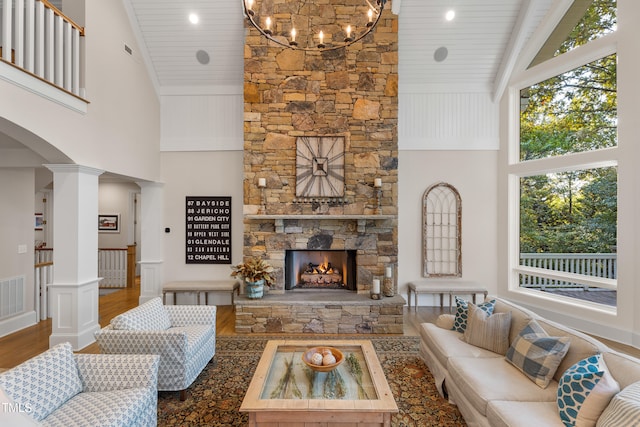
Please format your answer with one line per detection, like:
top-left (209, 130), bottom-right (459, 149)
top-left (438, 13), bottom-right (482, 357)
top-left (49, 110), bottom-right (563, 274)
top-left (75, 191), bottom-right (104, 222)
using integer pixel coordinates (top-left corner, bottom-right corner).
top-left (597, 380), bottom-right (640, 427)
top-left (463, 303), bottom-right (512, 355)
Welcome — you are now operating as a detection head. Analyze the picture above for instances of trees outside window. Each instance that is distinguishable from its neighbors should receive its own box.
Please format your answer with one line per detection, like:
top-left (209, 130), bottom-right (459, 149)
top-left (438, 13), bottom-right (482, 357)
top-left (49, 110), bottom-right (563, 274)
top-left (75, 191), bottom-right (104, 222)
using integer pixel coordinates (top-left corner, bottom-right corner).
top-left (511, 0), bottom-right (617, 306)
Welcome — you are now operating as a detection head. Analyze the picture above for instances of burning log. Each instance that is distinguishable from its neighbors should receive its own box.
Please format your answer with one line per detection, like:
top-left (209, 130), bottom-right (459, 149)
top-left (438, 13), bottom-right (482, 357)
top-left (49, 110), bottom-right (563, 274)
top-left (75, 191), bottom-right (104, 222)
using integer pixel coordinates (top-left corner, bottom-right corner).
top-left (298, 262), bottom-right (344, 288)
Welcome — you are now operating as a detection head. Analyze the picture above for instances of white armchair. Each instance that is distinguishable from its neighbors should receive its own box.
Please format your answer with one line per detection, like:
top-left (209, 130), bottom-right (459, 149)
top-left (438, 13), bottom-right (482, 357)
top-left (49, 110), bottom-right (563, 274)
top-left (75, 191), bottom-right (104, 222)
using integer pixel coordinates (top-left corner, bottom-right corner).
top-left (94, 297), bottom-right (216, 400)
top-left (0, 342), bottom-right (160, 426)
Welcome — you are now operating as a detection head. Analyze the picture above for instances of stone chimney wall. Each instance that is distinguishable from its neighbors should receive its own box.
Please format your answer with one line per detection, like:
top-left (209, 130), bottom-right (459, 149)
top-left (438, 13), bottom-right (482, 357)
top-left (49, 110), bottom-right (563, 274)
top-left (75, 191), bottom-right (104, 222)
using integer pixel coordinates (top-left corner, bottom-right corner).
top-left (243, 1), bottom-right (399, 293)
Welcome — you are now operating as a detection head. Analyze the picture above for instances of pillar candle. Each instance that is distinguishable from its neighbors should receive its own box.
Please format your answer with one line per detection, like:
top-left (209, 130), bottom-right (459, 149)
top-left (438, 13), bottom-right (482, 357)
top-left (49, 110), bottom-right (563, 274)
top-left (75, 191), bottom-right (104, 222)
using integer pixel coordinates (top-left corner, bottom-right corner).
top-left (372, 279), bottom-right (381, 294)
top-left (385, 266), bottom-right (392, 278)
top-left (374, 178), bottom-right (382, 188)
top-left (258, 178), bottom-right (266, 187)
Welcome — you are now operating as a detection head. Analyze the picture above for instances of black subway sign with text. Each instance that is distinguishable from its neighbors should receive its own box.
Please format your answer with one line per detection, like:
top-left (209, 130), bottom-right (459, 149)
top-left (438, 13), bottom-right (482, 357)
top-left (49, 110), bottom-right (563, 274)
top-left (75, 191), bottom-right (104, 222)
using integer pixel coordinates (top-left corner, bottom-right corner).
top-left (185, 196), bottom-right (231, 264)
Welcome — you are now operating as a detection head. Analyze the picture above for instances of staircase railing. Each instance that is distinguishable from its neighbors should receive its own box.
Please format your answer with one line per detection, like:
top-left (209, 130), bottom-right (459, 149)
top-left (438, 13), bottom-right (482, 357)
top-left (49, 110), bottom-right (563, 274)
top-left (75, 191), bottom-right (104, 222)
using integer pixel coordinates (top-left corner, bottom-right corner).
top-left (98, 248), bottom-right (128, 288)
top-left (33, 245), bottom-right (136, 320)
top-left (34, 248), bottom-right (53, 320)
top-left (1, 0), bottom-right (85, 96)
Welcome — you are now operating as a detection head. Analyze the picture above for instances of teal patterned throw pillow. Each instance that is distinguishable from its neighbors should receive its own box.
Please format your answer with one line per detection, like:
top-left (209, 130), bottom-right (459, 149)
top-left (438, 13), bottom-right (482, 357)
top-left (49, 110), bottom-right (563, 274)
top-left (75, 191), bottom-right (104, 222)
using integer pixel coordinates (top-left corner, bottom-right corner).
top-left (557, 354), bottom-right (620, 426)
top-left (452, 297), bottom-right (496, 333)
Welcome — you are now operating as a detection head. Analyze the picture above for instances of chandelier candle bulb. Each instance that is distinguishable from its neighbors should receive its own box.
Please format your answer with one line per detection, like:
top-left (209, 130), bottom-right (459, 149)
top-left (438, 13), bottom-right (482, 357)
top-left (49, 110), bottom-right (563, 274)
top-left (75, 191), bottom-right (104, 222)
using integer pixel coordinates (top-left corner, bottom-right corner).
top-left (345, 25), bottom-right (353, 41)
top-left (291, 28), bottom-right (297, 43)
top-left (264, 17), bottom-right (272, 34)
top-left (367, 9), bottom-right (374, 26)
top-left (318, 31), bottom-right (325, 48)
top-left (246, 0), bottom-right (254, 15)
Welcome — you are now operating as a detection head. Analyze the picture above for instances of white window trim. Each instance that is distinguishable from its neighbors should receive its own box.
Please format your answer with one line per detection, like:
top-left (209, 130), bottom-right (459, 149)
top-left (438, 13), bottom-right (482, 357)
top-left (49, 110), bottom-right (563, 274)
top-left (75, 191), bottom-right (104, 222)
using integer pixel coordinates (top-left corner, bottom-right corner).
top-left (507, 31), bottom-right (619, 299)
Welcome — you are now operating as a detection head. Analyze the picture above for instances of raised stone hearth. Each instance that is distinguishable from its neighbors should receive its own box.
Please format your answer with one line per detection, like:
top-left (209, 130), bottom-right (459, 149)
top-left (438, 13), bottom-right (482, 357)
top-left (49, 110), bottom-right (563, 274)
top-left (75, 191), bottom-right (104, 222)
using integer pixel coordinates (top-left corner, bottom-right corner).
top-left (235, 293), bottom-right (405, 334)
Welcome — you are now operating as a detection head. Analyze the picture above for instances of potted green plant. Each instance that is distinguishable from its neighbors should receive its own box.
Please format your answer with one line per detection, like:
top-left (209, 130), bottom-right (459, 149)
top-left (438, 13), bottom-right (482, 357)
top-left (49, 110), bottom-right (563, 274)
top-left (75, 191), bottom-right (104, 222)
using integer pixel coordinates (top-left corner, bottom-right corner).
top-left (230, 257), bottom-right (275, 299)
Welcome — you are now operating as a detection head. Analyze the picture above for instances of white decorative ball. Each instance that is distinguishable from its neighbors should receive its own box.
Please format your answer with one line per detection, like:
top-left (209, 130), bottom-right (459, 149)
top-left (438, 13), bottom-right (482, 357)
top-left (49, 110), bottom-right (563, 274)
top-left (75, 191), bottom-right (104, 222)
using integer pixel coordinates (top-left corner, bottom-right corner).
top-left (311, 352), bottom-right (323, 366)
top-left (322, 353), bottom-right (337, 366)
top-left (322, 349), bottom-right (333, 356)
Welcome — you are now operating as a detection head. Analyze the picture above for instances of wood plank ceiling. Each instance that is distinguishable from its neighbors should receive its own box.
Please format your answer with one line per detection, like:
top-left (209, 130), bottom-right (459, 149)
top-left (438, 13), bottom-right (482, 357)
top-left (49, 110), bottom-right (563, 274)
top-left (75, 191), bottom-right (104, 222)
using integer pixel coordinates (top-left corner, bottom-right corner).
top-left (123, 0), bottom-right (554, 94)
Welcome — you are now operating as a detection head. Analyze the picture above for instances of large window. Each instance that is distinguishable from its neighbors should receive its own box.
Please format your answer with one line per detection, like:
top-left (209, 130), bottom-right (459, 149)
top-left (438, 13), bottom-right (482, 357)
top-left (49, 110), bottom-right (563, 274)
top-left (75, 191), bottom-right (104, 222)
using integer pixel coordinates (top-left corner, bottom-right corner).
top-left (511, 0), bottom-right (617, 307)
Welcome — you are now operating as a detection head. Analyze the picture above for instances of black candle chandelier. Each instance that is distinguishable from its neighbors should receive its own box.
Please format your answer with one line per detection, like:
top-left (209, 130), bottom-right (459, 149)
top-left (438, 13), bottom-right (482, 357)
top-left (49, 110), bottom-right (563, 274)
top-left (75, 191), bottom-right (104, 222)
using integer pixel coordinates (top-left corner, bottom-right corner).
top-left (243, 0), bottom-right (387, 52)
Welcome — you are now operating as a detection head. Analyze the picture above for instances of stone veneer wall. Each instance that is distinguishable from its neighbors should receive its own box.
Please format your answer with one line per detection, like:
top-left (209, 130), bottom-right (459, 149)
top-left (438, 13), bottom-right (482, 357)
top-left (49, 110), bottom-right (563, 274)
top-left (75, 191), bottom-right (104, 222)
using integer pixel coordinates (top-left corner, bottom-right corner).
top-left (235, 295), bottom-right (405, 334)
top-left (243, 1), bottom-right (398, 294)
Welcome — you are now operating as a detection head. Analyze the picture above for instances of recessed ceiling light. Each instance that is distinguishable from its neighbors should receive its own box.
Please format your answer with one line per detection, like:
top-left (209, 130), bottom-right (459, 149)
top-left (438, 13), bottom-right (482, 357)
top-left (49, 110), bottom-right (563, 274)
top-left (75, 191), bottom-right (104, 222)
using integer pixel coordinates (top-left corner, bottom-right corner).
top-left (445, 10), bottom-right (455, 21)
top-left (189, 13), bottom-right (199, 25)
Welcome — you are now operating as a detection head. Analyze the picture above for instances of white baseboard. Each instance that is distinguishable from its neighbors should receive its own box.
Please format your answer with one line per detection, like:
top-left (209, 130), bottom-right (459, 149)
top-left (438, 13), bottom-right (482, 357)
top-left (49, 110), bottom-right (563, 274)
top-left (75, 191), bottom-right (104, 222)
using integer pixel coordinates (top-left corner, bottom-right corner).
top-left (0, 311), bottom-right (37, 339)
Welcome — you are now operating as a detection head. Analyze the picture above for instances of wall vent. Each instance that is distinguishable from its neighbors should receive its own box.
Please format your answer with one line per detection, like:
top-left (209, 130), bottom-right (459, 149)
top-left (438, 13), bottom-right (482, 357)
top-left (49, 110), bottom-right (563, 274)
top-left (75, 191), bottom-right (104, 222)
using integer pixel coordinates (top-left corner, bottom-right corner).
top-left (0, 275), bottom-right (25, 320)
top-left (124, 44), bottom-right (133, 55)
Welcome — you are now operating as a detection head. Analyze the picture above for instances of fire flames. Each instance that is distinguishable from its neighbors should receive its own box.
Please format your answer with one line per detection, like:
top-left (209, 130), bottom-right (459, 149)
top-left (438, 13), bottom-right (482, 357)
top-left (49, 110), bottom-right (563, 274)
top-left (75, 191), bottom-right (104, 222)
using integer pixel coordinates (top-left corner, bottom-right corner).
top-left (304, 262), bottom-right (337, 275)
top-left (298, 260), bottom-right (344, 288)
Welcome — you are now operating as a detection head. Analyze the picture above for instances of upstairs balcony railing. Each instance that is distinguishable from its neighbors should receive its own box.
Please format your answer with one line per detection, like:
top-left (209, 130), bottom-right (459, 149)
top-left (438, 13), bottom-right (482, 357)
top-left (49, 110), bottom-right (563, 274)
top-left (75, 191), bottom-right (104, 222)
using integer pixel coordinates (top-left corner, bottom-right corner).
top-left (1, 0), bottom-right (84, 98)
top-left (519, 253), bottom-right (617, 290)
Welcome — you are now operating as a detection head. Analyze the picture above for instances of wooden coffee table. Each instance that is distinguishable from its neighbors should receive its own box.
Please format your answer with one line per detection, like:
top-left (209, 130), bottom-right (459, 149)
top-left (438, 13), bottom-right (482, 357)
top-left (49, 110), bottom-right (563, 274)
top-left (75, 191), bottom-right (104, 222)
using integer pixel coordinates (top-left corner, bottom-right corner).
top-left (240, 340), bottom-right (398, 427)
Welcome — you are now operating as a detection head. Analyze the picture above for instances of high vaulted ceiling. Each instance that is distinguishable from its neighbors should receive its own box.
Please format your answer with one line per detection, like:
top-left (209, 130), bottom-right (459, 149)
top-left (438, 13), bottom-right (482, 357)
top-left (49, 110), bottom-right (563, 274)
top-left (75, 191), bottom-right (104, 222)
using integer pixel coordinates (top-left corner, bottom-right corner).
top-left (122, 0), bottom-right (555, 95)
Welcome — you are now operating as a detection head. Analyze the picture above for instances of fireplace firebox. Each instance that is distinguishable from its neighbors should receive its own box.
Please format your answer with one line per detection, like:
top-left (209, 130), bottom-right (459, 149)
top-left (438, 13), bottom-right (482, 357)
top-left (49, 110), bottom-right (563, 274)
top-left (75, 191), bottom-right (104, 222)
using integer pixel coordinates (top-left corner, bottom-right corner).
top-left (285, 250), bottom-right (357, 291)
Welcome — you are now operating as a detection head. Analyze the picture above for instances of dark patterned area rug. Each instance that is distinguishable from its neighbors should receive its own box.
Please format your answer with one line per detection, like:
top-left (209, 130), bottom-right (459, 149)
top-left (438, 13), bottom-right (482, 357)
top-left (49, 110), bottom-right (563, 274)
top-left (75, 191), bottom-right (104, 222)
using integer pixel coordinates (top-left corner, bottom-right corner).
top-left (157, 335), bottom-right (466, 426)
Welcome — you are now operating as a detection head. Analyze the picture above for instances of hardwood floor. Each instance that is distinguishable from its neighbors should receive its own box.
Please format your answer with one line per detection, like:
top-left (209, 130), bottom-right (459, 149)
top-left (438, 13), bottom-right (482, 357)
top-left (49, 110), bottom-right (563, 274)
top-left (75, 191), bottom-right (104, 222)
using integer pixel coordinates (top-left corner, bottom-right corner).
top-left (1, 283), bottom-right (638, 369)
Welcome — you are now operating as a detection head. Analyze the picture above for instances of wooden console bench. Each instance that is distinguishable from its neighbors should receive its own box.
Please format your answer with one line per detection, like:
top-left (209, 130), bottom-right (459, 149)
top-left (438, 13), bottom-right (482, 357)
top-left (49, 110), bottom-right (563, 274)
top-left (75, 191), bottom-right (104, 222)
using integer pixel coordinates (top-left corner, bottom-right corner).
top-left (162, 280), bottom-right (240, 306)
top-left (407, 280), bottom-right (488, 311)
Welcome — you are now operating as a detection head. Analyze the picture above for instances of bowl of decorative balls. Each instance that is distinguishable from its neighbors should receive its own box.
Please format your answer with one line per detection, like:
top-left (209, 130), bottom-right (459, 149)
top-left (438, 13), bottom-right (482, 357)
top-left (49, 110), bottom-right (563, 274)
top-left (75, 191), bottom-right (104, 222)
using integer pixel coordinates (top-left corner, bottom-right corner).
top-left (302, 346), bottom-right (344, 372)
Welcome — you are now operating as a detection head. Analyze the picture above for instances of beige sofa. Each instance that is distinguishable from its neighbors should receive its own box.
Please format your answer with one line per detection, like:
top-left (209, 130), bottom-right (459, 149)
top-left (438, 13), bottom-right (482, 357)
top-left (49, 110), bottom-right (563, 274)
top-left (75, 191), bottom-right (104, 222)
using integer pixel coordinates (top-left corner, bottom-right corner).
top-left (419, 296), bottom-right (640, 427)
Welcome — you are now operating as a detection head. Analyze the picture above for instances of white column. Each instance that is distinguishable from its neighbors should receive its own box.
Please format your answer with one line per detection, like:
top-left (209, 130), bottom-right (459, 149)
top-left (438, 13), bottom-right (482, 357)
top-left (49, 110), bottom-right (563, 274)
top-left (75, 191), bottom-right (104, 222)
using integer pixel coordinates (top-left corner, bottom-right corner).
top-left (137, 182), bottom-right (164, 304)
top-left (45, 164), bottom-right (103, 350)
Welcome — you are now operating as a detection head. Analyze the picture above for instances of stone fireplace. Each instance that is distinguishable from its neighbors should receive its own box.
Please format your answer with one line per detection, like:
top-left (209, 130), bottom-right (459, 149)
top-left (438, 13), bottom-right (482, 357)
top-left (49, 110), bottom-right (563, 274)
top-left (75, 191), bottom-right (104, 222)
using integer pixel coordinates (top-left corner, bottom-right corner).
top-left (236, 1), bottom-right (401, 334)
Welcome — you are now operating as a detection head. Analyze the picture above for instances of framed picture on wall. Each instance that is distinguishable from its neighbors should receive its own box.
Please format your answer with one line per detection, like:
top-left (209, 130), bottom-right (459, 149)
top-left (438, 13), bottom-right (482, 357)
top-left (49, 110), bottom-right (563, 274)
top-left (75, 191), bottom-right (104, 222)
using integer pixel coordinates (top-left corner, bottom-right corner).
top-left (35, 213), bottom-right (44, 230)
top-left (98, 214), bottom-right (120, 233)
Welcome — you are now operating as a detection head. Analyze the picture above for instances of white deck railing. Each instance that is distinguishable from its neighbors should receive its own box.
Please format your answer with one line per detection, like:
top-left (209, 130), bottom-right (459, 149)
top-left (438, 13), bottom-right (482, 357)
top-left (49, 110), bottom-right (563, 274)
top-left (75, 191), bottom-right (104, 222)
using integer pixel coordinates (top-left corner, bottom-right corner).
top-left (519, 253), bottom-right (617, 290)
top-left (1, 0), bottom-right (84, 96)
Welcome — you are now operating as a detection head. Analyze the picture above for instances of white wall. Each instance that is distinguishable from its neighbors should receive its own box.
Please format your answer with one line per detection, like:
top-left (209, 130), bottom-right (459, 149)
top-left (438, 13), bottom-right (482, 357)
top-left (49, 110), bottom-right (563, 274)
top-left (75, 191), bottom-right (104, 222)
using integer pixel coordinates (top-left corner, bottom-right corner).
top-left (98, 182), bottom-right (140, 248)
top-left (0, 1), bottom-right (160, 182)
top-left (399, 92), bottom-right (499, 150)
top-left (0, 169), bottom-right (36, 335)
top-left (158, 149), bottom-right (499, 308)
top-left (160, 94), bottom-right (243, 152)
top-left (398, 150), bottom-right (499, 304)
top-left (160, 151), bottom-right (244, 305)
